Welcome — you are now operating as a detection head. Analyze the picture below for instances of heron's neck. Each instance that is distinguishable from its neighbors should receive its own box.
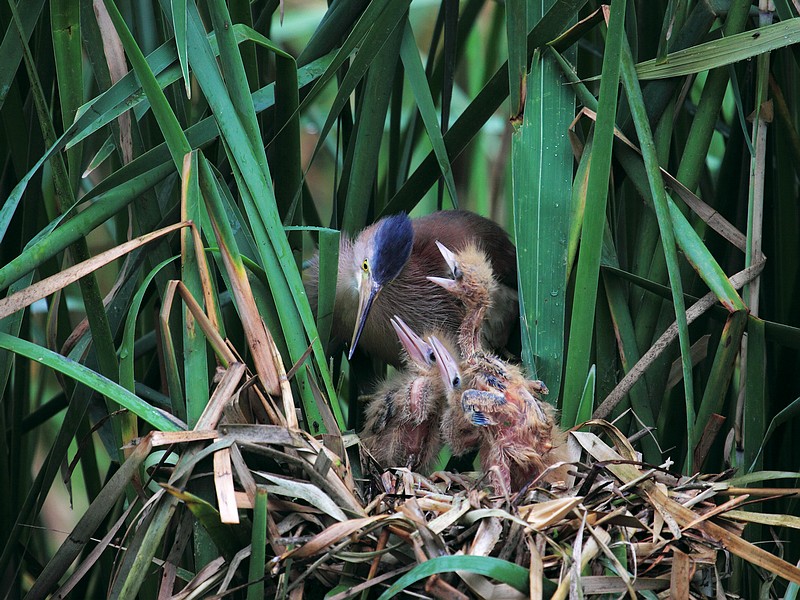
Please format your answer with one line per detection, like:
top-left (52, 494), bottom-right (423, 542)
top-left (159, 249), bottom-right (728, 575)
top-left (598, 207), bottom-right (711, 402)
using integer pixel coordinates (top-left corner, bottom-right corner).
top-left (334, 238), bottom-right (360, 333)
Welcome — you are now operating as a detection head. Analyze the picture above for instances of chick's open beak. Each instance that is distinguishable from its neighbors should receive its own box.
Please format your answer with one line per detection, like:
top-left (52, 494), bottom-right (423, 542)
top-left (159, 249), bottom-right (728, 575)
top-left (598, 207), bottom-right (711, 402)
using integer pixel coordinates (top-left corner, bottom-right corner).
top-left (427, 241), bottom-right (459, 292)
top-left (429, 335), bottom-right (461, 391)
top-left (427, 275), bottom-right (458, 293)
top-left (390, 316), bottom-right (433, 368)
top-left (349, 276), bottom-right (381, 359)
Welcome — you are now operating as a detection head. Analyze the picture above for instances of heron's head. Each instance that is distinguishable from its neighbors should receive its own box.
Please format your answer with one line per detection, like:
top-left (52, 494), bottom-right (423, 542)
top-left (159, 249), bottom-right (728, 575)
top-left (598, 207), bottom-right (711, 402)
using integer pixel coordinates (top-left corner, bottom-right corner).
top-left (349, 213), bottom-right (413, 358)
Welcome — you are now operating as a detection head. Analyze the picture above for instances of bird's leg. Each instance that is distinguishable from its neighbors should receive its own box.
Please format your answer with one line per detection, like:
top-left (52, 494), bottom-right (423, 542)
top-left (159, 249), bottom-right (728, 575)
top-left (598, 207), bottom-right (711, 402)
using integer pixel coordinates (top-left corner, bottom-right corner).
top-left (407, 376), bottom-right (432, 424)
top-left (516, 385), bottom-right (553, 426)
top-left (471, 353), bottom-right (510, 390)
top-left (482, 445), bottom-right (512, 494)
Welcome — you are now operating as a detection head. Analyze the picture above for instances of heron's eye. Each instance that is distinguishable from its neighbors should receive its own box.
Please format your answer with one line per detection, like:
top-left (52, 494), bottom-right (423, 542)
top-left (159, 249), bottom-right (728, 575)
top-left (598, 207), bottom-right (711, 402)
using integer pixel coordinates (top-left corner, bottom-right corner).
top-left (361, 259), bottom-right (369, 273)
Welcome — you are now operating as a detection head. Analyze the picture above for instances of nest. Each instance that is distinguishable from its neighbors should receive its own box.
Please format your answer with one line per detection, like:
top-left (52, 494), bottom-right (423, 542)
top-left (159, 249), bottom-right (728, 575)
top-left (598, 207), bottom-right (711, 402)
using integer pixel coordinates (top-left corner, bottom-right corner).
top-left (144, 394), bottom-right (800, 599)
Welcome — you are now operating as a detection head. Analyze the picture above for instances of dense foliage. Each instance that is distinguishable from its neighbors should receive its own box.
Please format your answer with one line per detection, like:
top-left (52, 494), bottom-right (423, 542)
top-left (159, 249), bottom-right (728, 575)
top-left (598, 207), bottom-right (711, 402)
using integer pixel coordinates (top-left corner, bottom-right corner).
top-left (1, 0), bottom-right (799, 597)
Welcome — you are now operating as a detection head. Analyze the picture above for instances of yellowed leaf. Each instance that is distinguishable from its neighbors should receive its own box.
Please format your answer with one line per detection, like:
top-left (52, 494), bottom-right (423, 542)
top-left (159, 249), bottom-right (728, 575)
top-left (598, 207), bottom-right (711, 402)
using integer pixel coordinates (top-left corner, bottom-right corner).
top-left (214, 448), bottom-right (238, 524)
top-left (281, 516), bottom-right (386, 560)
top-left (724, 509), bottom-right (800, 530)
top-left (519, 497), bottom-right (584, 529)
top-left (0, 222), bottom-right (189, 320)
top-left (469, 517), bottom-right (502, 556)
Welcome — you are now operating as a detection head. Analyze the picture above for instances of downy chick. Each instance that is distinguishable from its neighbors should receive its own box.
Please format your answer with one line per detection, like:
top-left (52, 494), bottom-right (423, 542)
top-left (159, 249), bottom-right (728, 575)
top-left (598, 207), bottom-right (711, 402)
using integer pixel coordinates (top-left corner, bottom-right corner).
top-left (427, 335), bottom-right (482, 457)
top-left (428, 242), bottom-right (560, 492)
top-left (360, 317), bottom-right (457, 471)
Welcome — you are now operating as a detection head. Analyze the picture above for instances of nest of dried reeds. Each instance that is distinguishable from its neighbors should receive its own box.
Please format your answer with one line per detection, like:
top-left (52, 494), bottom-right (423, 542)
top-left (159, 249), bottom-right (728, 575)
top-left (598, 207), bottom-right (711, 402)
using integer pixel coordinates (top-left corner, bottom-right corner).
top-left (140, 377), bottom-right (800, 600)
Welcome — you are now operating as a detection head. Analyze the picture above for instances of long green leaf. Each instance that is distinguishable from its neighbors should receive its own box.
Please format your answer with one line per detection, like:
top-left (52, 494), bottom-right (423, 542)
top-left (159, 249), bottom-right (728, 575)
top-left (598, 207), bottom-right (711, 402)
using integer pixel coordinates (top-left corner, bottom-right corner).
top-left (399, 20), bottom-right (458, 207)
top-left (376, 555), bottom-right (557, 599)
top-left (512, 43), bottom-right (574, 396)
top-left (383, 0), bottom-right (588, 217)
top-left (690, 310), bottom-right (748, 467)
top-left (749, 394), bottom-right (800, 473)
top-left (506, 0), bottom-right (527, 120)
top-left (561, 0), bottom-right (626, 427)
top-left (635, 18), bottom-right (800, 80)
top-left (743, 316), bottom-right (766, 473)
top-left (0, 165), bottom-right (171, 292)
top-left (50, 0), bottom-right (82, 188)
top-left (102, 0), bottom-right (190, 168)
top-left (305, 0), bottom-right (412, 227)
top-left (601, 236), bottom-right (660, 462)
top-left (181, 154), bottom-right (209, 429)
top-left (171, 0), bottom-right (190, 95)
top-left (619, 40), bottom-right (696, 472)
top-left (0, 0), bottom-right (45, 108)
top-left (179, 0), bottom-right (343, 430)
top-left (248, 487), bottom-right (269, 600)
top-left (0, 333), bottom-right (182, 432)
top-left (341, 16), bottom-right (405, 232)
top-left (24, 440), bottom-right (151, 598)
top-left (13, 0), bottom-right (122, 466)
top-left (576, 365), bottom-right (596, 425)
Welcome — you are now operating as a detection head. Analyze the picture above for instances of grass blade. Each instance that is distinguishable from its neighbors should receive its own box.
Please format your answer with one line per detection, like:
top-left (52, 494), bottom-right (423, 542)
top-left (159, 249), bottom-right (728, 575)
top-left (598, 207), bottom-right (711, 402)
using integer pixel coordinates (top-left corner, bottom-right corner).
top-left (25, 438), bottom-right (152, 598)
top-left (399, 21), bottom-right (458, 207)
top-left (248, 487), bottom-right (269, 600)
top-left (376, 555), bottom-right (556, 599)
top-left (506, 0), bottom-right (527, 120)
top-left (619, 40), bottom-right (696, 471)
top-left (635, 18), bottom-right (800, 80)
top-left (383, 0), bottom-right (588, 216)
top-left (512, 42), bottom-right (574, 396)
top-left (0, 333), bottom-right (183, 431)
top-left (561, 0), bottom-right (626, 427)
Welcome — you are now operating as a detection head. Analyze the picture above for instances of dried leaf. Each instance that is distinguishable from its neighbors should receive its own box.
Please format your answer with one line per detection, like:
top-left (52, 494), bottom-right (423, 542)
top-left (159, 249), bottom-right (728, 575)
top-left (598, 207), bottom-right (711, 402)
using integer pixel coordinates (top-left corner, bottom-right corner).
top-left (213, 448), bottom-right (238, 524)
top-left (519, 497), bottom-right (584, 529)
top-left (258, 472), bottom-right (349, 522)
top-left (280, 516), bottom-right (386, 560)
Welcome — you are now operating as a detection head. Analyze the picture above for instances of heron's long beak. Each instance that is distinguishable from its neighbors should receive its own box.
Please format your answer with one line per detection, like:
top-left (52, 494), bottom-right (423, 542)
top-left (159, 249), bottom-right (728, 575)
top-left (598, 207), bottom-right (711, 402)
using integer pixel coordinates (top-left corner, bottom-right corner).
top-left (349, 277), bottom-right (381, 359)
top-left (429, 335), bottom-right (461, 391)
top-left (390, 316), bottom-right (433, 368)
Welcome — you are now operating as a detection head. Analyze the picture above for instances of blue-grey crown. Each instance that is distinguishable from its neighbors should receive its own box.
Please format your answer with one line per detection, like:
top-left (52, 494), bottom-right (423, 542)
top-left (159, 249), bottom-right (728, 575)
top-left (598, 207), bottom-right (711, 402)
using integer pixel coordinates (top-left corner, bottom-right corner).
top-left (372, 213), bottom-right (413, 284)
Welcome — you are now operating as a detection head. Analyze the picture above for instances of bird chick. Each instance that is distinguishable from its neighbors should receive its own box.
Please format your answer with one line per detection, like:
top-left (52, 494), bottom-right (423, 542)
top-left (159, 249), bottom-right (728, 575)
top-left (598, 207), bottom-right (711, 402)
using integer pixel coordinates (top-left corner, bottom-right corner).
top-left (303, 211), bottom-right (518, 366)
top-left (359, 317), bottom-right (456, 471)
top-left (428, 335), bottom-right (482, 457)
top-left (428, 242), bottom-right (560, 492)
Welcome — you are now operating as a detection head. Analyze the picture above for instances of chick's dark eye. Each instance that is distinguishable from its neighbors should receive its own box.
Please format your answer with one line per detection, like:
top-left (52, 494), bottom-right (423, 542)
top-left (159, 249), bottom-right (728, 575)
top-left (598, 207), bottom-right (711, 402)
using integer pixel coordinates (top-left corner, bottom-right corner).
top-left (452, 376), bottom-right (460, 387)
top-left (453, 266), bottom-right (463, 280)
